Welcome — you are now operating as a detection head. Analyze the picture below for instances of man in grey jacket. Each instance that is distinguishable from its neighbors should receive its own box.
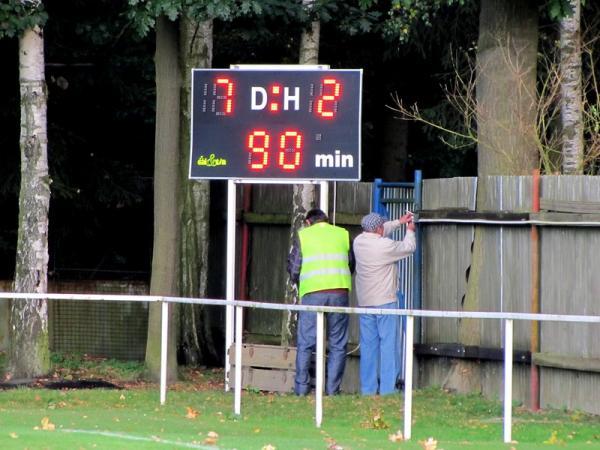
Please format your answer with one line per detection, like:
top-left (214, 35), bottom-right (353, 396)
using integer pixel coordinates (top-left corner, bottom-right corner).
top-left (353, 211), bottom-right (416, 395)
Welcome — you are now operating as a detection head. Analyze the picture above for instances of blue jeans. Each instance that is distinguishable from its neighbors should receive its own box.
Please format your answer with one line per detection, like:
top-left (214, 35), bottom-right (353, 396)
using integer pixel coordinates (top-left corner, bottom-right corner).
top-left (359, 301), bottom-right (400, 395)
top-left (295, 291), bottom-right (349, 395)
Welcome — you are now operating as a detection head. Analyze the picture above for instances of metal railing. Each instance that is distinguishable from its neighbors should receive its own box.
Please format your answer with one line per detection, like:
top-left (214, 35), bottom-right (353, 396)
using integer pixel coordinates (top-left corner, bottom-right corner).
top-left (2, 292), bottom-right (600, 444)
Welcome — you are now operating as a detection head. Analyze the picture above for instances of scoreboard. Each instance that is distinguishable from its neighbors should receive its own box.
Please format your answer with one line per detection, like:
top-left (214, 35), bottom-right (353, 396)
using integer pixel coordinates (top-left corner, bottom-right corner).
top-left (189, 68), bottom-right (362, 181)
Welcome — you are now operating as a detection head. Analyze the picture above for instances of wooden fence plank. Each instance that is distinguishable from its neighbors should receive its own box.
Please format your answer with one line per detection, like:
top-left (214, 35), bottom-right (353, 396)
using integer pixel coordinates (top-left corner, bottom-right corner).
top-left (228, 344), bottom-right (296, 369)
top-left (540, 198), bottom-right (600, 213)
top-left (533, 352), bottom-right (600, 373)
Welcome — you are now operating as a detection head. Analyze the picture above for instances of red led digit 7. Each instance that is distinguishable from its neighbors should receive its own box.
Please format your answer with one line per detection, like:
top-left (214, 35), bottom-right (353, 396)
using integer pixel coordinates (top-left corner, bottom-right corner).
top-left (215, 77), bottom-right (235, 115)
top-left (315, 78), bottom-right (342, 119)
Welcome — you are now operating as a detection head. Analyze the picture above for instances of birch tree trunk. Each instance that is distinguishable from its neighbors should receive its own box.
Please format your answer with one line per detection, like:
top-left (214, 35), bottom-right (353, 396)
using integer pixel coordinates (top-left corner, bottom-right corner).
top-left (560, 0), bottom-right (583, 174)
top-left (443, 0), bottom-right (538, 393)
top-left (9, 24), bottom-right (50, 378)
top-left (281, 5), bottom-right (320, 346)
top-left (145, 16), bottom-right (181, 381)
top-left (178, 17), bottom-right (219, 365)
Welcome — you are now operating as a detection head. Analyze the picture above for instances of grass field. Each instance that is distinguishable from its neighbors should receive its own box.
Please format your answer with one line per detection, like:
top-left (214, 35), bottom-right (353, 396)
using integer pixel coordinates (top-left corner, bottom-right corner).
top-left (1, 355), bottom-right (599, 449)
top-left (2, 370), bottom-right (600, 450)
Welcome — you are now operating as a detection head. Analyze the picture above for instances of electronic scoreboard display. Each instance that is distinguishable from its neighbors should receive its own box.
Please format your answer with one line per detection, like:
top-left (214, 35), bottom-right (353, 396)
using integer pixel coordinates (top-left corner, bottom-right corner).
top-left (189, 68), bottom-right (362, 181)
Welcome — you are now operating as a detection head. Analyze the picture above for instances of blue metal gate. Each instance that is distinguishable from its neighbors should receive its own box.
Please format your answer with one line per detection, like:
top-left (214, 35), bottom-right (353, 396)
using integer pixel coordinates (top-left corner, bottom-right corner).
top-left (371, 170), bottom-right (422, 384)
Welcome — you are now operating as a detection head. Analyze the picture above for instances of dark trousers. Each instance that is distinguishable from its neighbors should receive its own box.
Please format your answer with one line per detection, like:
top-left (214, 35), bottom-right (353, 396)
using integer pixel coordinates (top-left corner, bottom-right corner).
top-left (294, 291), bottom-right (349, 395)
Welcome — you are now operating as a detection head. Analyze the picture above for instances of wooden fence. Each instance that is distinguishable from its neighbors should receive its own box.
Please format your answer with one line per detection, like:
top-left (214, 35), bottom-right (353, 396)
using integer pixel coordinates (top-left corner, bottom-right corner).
top-left (418, 175), bottom-right (600, 414)
top-left (2, 176), bottom-right (600, 414)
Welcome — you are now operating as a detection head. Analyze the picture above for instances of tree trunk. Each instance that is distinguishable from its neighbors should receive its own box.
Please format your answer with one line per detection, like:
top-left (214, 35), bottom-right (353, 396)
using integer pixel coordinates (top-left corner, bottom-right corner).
top-left (9, 25), bottom-right (50, 379)
top-left (475, 0), bottom-right (538, 176)
top-left (145, 16), bottom-right (181, 382)
top-left (281, 185), bottom-right (316, 345)
top-left (177, 17), bottom-right (219, 365)
top-left (560, 0), bottom-right (583, 174)
top-left (444, 0), bottom-right (539, 393)
top-left (381, 114), bottom-right (408, 181)
top-left (281, 7), bottom-right (321, 346)
top-left (299, 19), bottom-right (320, 65)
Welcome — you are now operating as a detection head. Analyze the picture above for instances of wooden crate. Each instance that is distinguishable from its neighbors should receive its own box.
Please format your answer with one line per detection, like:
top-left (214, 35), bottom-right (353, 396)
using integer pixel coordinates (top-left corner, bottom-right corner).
top-left (229, 343), bottom-right (296, 393)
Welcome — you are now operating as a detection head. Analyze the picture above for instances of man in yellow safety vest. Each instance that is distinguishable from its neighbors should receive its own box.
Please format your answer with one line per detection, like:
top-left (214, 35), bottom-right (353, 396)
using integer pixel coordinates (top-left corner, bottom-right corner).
top-left (287, 208), bottom-right (354, 395)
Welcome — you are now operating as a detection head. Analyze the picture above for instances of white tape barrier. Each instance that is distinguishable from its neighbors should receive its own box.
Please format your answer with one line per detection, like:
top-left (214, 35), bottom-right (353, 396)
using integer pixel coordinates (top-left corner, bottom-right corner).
top-left (3, 292), bottom-right (600, 444)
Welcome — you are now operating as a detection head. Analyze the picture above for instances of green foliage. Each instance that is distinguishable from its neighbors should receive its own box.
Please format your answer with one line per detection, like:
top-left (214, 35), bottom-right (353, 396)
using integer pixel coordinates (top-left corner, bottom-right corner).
top-left (382, 0), bottom-right (585, 47)
top-left (546, 0), bottom-right (577, 21)
top-left (383, 0), bottom-right (471, 44)
top-left (126, 0), bottom-right (382, 40)
top-left (0, 0), bottom-right (48, 39)
top-left (126, 0), bottom-right (266, 37)
top-left (315, 0), bottom-right (382, 35)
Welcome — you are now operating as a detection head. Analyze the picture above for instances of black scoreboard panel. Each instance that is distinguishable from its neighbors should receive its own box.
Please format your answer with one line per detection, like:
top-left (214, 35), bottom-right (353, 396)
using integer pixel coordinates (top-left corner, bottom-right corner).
top-left (189, 69), bottom-right (362, 181)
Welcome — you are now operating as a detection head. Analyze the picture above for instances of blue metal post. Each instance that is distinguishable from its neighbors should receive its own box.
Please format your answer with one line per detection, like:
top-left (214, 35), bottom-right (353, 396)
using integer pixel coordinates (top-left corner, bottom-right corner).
top-left (373, 178), bottom-right (383, 215)
top-left (412, 170), bottom-right (423, 341)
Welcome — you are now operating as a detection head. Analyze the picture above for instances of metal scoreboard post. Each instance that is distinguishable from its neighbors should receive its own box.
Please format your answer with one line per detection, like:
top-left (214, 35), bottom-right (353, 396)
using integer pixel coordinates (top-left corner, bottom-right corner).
top-left (189, 68), bottom-right (362, 181)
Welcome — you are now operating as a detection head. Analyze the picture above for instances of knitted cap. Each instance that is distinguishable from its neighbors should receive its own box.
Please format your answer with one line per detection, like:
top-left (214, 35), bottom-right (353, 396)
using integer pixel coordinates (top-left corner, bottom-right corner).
top-left (361, 212), bottom-right (386, 232)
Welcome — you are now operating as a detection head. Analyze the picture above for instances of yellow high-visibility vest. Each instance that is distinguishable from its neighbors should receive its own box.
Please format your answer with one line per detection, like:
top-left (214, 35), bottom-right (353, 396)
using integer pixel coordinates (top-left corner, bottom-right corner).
top-left (298, 222), bottom-right (352, 298)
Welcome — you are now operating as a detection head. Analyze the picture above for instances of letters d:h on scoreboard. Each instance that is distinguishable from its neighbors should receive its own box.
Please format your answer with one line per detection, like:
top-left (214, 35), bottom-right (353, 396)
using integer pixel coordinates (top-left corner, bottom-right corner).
top-left (189, 68), bottom-right (362, 181)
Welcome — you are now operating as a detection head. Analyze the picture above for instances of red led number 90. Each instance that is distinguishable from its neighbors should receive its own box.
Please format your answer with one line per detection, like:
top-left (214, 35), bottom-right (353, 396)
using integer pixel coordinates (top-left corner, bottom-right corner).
top-left (247, 129), bottom-right (303, 172)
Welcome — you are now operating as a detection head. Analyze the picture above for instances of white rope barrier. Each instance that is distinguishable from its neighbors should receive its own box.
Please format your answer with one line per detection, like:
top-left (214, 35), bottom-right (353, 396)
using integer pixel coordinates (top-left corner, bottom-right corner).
top-left (2, 291), bottom-right (600, 444)
top-left (417, 218), bottom-right (600, 227)
top-left (3, 293), bottom-right (599, 323)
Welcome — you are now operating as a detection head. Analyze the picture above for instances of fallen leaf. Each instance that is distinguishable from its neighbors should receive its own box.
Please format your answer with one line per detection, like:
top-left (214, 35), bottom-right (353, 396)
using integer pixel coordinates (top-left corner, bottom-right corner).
top-left (544, 431), bottom-right (564, 445)
top-left (186, 407), bottom-right (199, 419)
top-left (40, 417), bottom-right (56, 431)
top-left (9, 432), bottom-right (18, 439)
top-left (389, 430), bottom-right (404, 442)
top-left (119, 394), bottom-right (126, 400)
top-left (419, 437), bottom-right (437, 450)
top-left (370, 410), bottom-right (389, 429)
top-left (203, 431), bottom-right (219, 446)
top-left (261, 445), bottom-right (276, 450)
top-left (253, 428), bottom-right (261, 433)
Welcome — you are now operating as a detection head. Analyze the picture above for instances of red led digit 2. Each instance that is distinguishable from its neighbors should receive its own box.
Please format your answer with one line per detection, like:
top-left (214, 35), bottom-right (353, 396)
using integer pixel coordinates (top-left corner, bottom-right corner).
top-left (315, 78), bottom-right (342, 119)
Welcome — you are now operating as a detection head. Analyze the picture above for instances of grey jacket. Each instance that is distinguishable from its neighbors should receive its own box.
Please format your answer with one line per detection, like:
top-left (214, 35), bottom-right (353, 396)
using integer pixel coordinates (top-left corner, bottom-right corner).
top-left (353, 220), bottom-right (416, 307)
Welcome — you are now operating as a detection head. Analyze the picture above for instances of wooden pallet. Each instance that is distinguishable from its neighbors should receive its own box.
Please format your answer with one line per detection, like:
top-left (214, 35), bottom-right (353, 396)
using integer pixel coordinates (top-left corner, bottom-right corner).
top-left (229, 343), bottom-right (296, 393)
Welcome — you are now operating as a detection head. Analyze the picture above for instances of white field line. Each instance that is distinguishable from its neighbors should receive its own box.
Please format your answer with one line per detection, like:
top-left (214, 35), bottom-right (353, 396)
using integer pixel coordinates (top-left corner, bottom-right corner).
top-left (60, 428), bottom-right (226, 449)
